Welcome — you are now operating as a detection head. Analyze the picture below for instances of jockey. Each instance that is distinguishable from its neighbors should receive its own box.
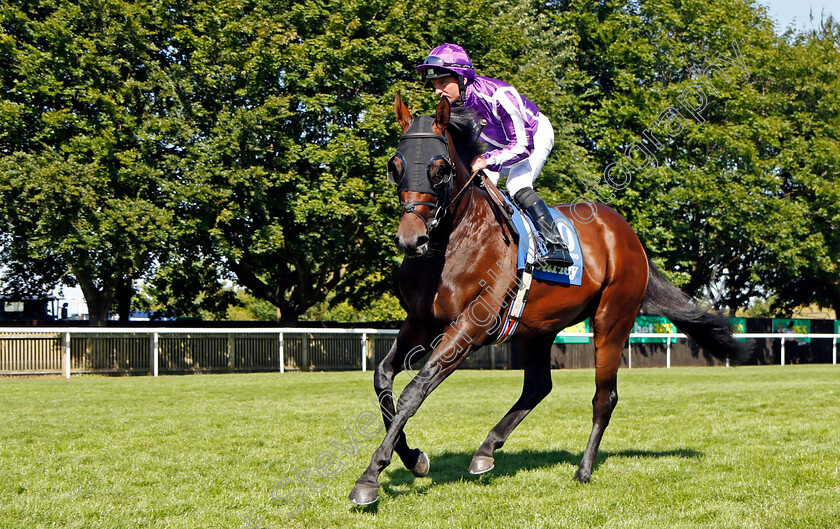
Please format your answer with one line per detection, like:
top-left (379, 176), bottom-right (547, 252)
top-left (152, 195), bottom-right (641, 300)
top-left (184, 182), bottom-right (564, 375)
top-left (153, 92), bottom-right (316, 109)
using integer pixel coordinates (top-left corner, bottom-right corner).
top-left (417, 43), bottom-right (573, 267)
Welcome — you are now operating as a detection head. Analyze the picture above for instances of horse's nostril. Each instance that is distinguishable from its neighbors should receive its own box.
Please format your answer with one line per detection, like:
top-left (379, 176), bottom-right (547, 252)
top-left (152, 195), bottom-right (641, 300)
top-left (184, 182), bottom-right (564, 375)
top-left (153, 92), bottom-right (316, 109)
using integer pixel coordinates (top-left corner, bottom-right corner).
top-left (394, 234), bottom-right (429, 256)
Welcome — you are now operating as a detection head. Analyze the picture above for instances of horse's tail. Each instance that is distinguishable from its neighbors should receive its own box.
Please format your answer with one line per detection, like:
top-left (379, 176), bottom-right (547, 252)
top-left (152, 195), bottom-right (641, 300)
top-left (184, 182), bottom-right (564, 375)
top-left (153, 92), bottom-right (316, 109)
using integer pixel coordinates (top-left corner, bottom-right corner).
top-left (642, 261), bottom-right (751, 365)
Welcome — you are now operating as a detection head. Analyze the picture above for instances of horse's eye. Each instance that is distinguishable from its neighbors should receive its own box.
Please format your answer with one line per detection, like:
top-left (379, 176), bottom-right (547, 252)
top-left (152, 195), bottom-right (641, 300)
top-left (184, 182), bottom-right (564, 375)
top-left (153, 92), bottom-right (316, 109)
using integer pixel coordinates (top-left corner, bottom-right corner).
top-left (387, 153), bottom-right (405, 186)
top-left (427, 156), bottom-right (452, 187)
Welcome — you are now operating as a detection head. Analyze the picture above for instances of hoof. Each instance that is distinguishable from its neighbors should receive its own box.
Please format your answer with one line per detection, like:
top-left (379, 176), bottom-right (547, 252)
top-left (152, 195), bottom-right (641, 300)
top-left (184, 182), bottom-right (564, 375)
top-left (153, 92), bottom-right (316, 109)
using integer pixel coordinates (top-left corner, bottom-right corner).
top-left (410, 451), bottom-right (430, 478)
top-left (348, 483), bottom-right (379, 505)
top-left (468, 455), bottom-right (495, 475)
top-left (573, 469), bottom-right (591, 484)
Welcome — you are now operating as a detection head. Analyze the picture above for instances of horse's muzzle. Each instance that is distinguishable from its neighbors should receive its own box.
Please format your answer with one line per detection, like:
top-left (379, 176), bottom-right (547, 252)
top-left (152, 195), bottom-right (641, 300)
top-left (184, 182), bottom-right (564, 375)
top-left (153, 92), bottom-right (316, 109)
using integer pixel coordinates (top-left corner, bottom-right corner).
top-left (394, 234), bottom-right (430, 257)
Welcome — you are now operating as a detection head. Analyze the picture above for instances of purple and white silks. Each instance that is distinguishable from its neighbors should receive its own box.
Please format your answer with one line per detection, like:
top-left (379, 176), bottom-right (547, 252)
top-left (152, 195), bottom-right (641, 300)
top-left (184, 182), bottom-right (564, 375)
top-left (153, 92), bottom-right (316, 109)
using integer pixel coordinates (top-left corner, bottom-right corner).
top-left (464, 76), bottom-right (555, 195)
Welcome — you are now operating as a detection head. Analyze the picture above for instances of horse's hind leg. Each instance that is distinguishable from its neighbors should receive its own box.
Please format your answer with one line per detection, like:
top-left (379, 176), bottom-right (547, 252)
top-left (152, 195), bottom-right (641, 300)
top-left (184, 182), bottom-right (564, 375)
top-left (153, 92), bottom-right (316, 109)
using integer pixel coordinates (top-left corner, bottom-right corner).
top-left (470, 335), bottom-right (553, 474)
top-left (574, 300), bottom-right (639, 483)
top-left (374, 318), bottom-right (434, 477)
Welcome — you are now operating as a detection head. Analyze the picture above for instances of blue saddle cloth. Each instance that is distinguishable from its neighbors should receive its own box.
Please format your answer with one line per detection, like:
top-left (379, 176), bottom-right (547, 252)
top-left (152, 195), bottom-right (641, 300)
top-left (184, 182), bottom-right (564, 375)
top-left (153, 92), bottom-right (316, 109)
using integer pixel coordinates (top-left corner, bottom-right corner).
top-left (506, 197), bottom-right (584, 286)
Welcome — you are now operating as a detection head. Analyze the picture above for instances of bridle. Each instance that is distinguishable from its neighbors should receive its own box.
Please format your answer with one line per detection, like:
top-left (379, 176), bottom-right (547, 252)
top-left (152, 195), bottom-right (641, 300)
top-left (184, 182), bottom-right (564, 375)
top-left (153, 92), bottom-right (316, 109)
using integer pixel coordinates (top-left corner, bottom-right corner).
top-left (387, 128), bottom-right (456, 235)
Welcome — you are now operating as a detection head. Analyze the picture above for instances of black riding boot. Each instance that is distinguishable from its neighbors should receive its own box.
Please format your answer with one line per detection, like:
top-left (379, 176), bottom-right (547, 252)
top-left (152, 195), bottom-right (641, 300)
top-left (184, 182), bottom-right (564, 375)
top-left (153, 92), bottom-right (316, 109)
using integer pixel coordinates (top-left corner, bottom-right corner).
top-left (513, 188), bottom-right (574, 267)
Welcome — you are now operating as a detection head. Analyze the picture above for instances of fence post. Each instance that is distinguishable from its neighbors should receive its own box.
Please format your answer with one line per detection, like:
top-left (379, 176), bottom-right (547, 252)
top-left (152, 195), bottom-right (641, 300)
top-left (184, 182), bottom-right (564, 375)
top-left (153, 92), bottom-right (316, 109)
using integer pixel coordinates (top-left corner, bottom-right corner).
top-left (666, 337), bottom-right (671, 369)
top-left (302, 334), bottom-right (310, 371)
top-left (152, 332), bottom-right (159, 377)
top-left (491, 344), bottom-right (497, 370)
top-left (833, 337), bottom-right (837, 366)
top-left (361, 332), bottom-right (368, 373)
top-left (279, 332), bottom-right (285, 374)
top-left (780, 336), bottom-right (785, 366)
top-left (228, 333), bottom-right (234, 370)
top-left (627, 340), bottom-right (632, 370)
top-left (63, 332), bottom-right (71, 379)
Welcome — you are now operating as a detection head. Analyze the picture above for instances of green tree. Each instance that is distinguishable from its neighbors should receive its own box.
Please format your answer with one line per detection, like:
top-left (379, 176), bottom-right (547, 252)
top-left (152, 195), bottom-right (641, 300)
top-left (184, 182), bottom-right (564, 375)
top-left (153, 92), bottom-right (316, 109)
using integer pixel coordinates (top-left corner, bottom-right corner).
top-left (157, 0), bottom-right (567, 322)
top-left (541, 0), bottom-right (839, 315)
top-left (0, 0), bottom-right (182, 324)
top-left (153, 0), bottom-right (411, 323)
top-left (2, 0), bottom-right (836, 324)
top-left (750, 18), bottom-right (840, 314)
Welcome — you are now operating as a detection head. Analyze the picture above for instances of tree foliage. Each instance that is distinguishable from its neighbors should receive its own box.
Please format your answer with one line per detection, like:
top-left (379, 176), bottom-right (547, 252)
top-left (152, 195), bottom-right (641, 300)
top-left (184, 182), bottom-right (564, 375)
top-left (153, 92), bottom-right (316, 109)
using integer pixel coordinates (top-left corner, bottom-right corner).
top-left (0, 0), bottom-right (181, 324)
top-left (751, 20), bottom-right (840, 313)
top-left (0, 0), bottom-right (837, 321)
top-left (540, 1), bottom-right (840, 315)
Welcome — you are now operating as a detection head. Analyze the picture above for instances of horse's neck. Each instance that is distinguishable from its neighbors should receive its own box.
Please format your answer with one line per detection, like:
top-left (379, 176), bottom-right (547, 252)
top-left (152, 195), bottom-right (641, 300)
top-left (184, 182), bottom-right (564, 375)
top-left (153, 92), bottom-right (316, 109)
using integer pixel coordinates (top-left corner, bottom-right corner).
top-left (444, 186), bottom-right (511, 255)
top-left (401, 186), bottom-right (514, 320)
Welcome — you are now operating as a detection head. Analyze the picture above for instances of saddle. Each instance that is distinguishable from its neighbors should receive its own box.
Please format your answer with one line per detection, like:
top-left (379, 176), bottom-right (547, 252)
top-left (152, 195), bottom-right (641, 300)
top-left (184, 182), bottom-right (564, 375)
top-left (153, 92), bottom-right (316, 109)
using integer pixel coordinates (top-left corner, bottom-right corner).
top-left (477, 173), bottom-right (584, 286)
top-left (476, 173), bottom-right (585, 344)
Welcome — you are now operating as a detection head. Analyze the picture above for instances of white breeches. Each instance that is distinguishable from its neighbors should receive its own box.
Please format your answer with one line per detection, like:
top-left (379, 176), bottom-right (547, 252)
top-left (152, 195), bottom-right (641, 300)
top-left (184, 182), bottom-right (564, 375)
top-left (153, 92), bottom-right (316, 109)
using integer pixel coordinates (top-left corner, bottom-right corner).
top-left (484, 113), bottom-right (555, 196)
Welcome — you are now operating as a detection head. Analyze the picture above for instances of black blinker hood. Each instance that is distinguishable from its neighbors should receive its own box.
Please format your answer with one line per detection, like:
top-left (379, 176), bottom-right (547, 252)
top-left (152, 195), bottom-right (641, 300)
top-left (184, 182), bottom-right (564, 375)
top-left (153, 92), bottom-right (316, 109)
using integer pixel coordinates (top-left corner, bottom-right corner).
top-left (396, 116), bottom-right (448, 196)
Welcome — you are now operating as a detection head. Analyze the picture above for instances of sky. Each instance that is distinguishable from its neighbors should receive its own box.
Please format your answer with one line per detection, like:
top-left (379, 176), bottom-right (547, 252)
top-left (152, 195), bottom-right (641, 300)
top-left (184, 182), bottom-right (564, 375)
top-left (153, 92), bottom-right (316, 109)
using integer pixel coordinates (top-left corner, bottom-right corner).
top-left (758, 0), bottom-right (836, 33)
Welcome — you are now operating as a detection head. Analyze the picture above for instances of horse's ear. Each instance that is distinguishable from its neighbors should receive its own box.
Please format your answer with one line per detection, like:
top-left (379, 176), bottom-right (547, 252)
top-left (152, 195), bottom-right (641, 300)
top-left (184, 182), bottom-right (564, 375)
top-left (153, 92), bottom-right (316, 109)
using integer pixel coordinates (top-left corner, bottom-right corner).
top-left (434, 96), bottom-right (450, 133)
top-left (395, 92), bottom-right (412, 132)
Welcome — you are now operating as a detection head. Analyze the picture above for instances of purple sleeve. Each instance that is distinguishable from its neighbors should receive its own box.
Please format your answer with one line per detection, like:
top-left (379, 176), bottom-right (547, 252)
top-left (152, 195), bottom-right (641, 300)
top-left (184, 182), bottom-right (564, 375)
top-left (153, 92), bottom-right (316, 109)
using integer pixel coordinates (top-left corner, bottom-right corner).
top-left (483, 89), bottom-right (533, 171)
top-left (466, 78), bottom-right (538, 172)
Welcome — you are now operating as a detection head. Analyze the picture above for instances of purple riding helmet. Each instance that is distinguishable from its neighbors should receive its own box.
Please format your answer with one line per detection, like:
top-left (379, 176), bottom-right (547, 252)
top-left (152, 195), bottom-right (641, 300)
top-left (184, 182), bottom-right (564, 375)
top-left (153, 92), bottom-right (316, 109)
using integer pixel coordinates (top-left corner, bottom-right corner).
top-left (417, 43), bottom-right (476, 80)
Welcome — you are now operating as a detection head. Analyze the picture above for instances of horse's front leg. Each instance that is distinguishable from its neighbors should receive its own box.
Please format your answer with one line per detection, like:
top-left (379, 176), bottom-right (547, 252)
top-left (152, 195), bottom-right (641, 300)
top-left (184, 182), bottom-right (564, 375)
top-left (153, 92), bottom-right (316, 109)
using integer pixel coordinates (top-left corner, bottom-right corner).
top-left (373, 317), bottom-right (436, 477)
top-left (349, 326), bottom-right (477, 505)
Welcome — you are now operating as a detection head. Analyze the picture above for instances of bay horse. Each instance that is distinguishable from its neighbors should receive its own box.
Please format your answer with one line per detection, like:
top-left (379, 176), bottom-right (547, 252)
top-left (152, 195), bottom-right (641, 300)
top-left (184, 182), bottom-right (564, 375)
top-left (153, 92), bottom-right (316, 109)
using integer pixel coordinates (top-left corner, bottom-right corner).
top-left (348, 93), bottom-right (747, 505)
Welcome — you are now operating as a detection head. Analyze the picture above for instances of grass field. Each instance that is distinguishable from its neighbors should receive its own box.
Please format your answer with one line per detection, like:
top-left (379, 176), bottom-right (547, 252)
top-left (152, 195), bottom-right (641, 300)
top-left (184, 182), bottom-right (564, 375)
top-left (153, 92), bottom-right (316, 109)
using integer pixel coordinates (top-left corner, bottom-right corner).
top-left (1, 365), bottom-right (838, 529)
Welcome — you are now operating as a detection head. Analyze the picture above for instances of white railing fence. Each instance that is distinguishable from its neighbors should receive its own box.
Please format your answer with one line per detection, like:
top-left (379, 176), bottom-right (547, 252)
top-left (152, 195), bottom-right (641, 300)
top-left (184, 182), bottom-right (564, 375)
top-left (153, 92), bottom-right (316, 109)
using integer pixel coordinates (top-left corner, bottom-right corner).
top-left (626, 332), bottom-right (838, 369)
top-left (0, 328), bottom-right (837, 378)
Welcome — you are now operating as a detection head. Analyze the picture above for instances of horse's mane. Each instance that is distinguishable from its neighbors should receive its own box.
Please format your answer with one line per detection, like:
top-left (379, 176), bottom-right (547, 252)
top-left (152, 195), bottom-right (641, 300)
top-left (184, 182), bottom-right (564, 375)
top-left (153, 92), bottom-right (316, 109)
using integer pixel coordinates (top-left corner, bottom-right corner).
top-left (447, 106), bottom-right (485, 164)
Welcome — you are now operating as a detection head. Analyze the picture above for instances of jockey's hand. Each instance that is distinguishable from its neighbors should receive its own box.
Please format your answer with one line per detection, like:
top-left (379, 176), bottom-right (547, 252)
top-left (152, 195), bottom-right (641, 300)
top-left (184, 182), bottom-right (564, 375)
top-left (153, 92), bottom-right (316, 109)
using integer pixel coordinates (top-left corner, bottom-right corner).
top-left (470, 156), bottom-right (487, 175)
